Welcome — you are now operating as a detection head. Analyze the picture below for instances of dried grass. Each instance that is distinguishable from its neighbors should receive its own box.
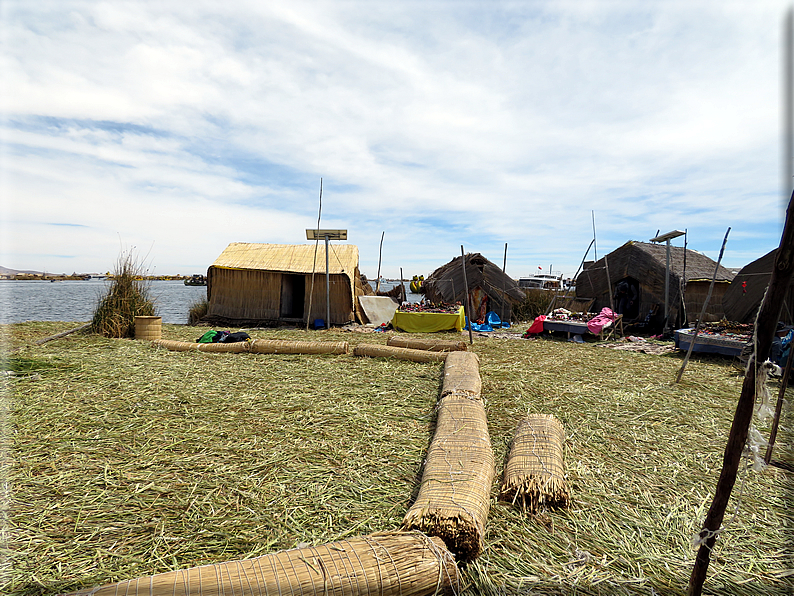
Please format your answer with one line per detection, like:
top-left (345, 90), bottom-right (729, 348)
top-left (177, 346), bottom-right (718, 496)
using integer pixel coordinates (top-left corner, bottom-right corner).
top-left (2, 323), bottom-right (792, 595)
top-left (91, 251), bottom-right (155, 338)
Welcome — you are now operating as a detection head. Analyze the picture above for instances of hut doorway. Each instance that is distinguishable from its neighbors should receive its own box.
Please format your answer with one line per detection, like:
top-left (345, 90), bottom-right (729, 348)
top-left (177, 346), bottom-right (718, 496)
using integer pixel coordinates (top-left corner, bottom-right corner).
top-left (280, 274), bottom-right (305, 319)
top-left (614, 276), bottom-right (641, 320)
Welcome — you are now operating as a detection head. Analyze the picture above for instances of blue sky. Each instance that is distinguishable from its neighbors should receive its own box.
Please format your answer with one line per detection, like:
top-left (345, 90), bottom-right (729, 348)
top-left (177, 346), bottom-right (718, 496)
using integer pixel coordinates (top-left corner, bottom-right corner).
top-left (0, 0), bottom-right (789, 279)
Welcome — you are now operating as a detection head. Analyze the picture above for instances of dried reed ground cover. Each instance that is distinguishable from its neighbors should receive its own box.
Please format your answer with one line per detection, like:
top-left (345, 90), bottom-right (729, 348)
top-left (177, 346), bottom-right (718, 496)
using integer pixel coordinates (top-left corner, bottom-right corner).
top-left (2, 322), bottom-right (792, 595)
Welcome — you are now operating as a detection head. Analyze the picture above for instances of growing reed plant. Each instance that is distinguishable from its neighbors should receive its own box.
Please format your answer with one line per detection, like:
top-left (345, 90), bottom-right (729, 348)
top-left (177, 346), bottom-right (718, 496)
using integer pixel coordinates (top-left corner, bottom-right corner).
top-left (512, 288), bottom-right (554, 322)
top-left (91, 250), bottom-right (155, 338)
top-left (187, 297), bottom-right (209, 325)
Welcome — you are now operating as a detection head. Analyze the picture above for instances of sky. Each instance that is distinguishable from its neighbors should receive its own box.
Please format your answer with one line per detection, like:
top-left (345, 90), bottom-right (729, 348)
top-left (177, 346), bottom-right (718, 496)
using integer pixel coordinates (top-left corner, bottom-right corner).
top-left (1, 1), bottom-right (791, 280)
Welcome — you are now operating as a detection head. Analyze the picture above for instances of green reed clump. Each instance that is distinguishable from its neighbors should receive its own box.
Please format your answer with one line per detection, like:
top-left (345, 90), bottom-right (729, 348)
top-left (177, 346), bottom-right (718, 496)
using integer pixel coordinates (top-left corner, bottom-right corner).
top-left (188, 297), bottom-right (209, 325)
top-left (511, 289), bottom-right (553, 323)
top-left (91, 251), bottom-right (155, 338)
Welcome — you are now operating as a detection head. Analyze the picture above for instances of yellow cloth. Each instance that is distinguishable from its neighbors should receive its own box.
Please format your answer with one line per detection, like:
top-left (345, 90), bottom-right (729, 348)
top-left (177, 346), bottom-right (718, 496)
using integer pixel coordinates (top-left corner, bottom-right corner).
top-left (391, 306), bottom-right (465, 333)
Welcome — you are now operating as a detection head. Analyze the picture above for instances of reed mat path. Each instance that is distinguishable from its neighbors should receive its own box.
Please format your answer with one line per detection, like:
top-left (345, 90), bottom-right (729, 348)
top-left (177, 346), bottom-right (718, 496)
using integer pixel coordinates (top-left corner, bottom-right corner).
top-left (2, 322), bottom-right (792, 595)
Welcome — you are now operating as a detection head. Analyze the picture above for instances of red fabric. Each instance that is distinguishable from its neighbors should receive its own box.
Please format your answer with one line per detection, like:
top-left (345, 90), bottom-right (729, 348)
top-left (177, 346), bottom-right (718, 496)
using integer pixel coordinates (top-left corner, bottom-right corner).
top-left (526, 315), bottom-right (547, 334)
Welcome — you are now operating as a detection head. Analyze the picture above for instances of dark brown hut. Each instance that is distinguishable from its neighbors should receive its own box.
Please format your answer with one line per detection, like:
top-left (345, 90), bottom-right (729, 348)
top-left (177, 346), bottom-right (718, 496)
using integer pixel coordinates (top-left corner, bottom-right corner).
top-left (575, 241), bottom-right (735, 327)
top-left (204, 243), bottom-right (367, 327)
top-left (423, 253), bottom-right (525, 323)
top-left (722, 249), bottom-right (794, 324)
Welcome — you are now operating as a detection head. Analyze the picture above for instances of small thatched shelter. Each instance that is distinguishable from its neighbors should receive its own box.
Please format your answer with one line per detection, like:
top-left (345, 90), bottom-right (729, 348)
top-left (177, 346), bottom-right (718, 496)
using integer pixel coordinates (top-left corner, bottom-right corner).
top-left (575, 241), bottom-right (735, 327)
top-left (423, 253), bottom-right (525, 323)
top-left (722, 249), bottom-right (794, 324)
top-left (204, 243), bottom-right (366, 327)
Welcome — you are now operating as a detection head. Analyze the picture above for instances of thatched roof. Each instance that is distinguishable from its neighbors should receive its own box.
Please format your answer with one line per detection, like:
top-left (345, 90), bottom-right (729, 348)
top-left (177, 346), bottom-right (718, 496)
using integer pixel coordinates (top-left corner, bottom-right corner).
top-left (628, 242), bottom-right (735, 282)
top-left (211, 243), bottom-right (359, 277)
top-left (423, 253), bottom-right (525, 321)
top-left (722, 249), bottom-right (794, 324)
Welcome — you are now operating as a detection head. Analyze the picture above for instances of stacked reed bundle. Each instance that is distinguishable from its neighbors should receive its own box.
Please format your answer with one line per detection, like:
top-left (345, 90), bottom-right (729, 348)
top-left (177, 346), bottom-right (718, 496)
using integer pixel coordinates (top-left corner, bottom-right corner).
top-left (61, 531), bottom-right (458, 596)
top-left (387, 335), bottom-right (468, 352)
top-left (499, 414), bottom-right (569, 513)
top-left (353, 343), bottom-right (449, 363)
top-left (440, 351), bottom-right (481, 399)
top-left (251, 339), bottom-right (349, 355)
top-left (152, 339), bottom-right (349, 355)
top-left (402, 351), bottom-right (494, 562)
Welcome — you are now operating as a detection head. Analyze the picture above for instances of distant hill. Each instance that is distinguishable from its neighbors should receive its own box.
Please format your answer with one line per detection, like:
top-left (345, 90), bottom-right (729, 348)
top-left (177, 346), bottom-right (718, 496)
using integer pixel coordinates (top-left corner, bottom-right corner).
top-left (0, 266), bottom-right (53, 276)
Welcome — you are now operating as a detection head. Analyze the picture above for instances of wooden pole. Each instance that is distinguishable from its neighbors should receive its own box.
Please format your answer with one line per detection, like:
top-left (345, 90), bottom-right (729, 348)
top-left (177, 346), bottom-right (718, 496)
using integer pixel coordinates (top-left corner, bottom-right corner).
top-left (461, 246), bottom-right (474, 345)
top-left (399, 267), bottom-right (407, 303)
top-left (764, 343), bottom-right (794, 464)
top-left (501, 243), bottom-right (508, 324)
top-left (676, 228), bottom-right (731, 383)
top-left (687, 193), bottom-right (794, 596)
top-left (375, 231), bottom-right (385, 293)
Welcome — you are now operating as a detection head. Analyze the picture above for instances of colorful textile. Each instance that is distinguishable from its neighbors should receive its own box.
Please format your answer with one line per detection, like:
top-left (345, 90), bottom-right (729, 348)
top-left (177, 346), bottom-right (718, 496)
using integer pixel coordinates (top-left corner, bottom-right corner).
top-left (587, 307), bottom-right (617, 335)
top-left (525, 315), bottom-right (547, 335)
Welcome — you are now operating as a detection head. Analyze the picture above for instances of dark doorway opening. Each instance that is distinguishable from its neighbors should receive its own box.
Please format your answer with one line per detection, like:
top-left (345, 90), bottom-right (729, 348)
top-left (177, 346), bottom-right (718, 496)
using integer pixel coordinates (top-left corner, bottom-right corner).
top-left (614, 276), bottom-right (641, 320)
top-left (280, 274), bottom-right (305, 319)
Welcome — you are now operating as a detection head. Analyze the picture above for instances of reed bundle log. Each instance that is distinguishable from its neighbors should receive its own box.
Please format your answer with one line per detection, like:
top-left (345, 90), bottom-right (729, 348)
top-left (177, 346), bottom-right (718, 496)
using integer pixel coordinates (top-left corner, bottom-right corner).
top-left (402, 394), bottom-right (495, 562)
top-left (499, 414), bottom-right (570, 513)
top-left (152, 339), bottom-right (349, 355)
top-left (440, 351), bottom-right (481, 399)
top-left (353, 343), bottom-right (448, 363)
top-left (387, 335), bottom-right (467, 352)
top-left (61, 531), bottom-right (458, 596)
top-left (250, 339), bottom-right (349, 355)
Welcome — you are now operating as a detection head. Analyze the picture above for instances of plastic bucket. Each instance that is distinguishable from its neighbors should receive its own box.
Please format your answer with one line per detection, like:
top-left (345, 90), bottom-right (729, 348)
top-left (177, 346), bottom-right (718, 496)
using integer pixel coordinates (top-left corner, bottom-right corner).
top-left (135, 316), bottom-right (162, 340)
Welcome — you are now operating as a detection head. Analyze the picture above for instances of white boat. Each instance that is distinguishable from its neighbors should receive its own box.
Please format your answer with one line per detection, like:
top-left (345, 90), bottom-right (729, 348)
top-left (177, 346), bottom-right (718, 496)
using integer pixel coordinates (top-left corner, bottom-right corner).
top-left (518, 272), bottom-right (563, 290)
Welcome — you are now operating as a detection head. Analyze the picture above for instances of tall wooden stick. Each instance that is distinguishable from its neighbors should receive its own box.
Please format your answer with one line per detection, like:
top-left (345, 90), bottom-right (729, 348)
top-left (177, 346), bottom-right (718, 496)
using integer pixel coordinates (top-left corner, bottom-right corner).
top-left (461, 246), bottom-right (474, 345)
top-left (687, 194), bottom-right (794, 595)
top-left (375, 231), bottom-right (385, 293)
top-left (501, 243), bottom-right (508, 324)
top-left (764, 336), bottom-right (794, 464)
top-left (676, 228), bottom-right (731, 383)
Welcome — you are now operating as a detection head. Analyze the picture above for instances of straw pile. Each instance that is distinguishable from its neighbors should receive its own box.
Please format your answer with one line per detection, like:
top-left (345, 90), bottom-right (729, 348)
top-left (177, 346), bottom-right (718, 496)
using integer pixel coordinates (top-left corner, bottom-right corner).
top-left (499, 414), bottom-right (570, 513)
top-left (402, 352), bottom-right (494, 562)
top-left (152, 339), bottom-right (349, 355)
top-left (353, 343), bottom-right (449, 363)
top-left (61, 531), bottom-right (459, 596)
top-left (387, 335), bottom-right (467, 352)
top-left (440, 351), bottom-right (481, 399)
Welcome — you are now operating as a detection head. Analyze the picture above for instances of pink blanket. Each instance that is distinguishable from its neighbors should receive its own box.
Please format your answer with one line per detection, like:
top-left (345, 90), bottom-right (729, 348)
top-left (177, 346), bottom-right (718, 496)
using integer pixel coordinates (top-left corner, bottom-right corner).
top-left (525, 315), bottom-right (547, 334)
top-left (587, 307), bottom-right (617, 335)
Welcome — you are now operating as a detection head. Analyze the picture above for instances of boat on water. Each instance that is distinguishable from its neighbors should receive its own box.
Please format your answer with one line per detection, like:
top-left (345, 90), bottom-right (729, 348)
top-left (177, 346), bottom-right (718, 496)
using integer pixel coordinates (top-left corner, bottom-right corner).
top-left (409, 275), bottom-right (425, 293)
top-left (184, 274), bottom-right (207, 286)
top-left (518, 272), bottom-right (563, 290)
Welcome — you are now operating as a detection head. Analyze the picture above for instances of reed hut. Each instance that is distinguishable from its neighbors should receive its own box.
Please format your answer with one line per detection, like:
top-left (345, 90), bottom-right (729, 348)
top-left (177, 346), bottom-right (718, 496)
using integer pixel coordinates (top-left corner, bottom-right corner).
top-left (423, 253), bottom-right (525, 323)
top-left (204, 243), bottom-right (367, 327)
top-left (722, 249), bottom-right (794, 324)
top-left (575, 241), bottom-right (735, 326)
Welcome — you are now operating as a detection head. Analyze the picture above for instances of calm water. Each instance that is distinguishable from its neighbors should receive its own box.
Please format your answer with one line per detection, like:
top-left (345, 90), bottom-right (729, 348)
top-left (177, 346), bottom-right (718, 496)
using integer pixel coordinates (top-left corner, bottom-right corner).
top-left (0, 279), bottom-right (207, 324)
top-left (0, 279), bottom-right (421, 324)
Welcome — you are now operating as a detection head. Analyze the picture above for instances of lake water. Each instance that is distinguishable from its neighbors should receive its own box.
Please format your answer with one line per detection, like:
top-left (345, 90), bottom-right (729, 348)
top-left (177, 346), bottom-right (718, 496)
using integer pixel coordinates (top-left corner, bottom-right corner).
top-left (0, 279), bottom-right (422, 324)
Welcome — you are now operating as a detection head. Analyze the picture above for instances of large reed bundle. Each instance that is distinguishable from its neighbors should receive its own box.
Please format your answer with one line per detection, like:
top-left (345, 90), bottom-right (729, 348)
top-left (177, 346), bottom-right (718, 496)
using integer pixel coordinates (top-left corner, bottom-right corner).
top-left (499, 414), bottom-right (569, 513)
top-left (353, 343), bottom-right (448, 363)
top-left (402, 394), bottom-right (495, 562)
top-left (152, 339), bottom-right (348, 355)
top-left (440, 351), bottom-right (481, 399)
top-left (250, 339), bottom-right (349, 355)
top-left (387, 335), bottom-right (468, 352)
top-left (61, 531), bottom-right (458, 596)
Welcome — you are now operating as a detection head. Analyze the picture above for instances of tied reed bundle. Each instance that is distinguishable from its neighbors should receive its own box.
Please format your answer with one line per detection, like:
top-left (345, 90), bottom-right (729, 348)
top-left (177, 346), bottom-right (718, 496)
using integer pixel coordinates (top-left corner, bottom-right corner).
top-left (387, 336), bottom-right (468, 352)
top-left (440, 351), bottom-right (481, 400)
top-left (499, 414), bottom-right (570, 513)
top-left (91, 250), bottom-right (155, 338)
top-left (353, 343), bottom-right (449, 363)
top-left (152, 339), bottom-right (348, 355)
top-left (60, 531), bottom-right (459, 596)
top-left (403, 393), bottom-right (495, 562)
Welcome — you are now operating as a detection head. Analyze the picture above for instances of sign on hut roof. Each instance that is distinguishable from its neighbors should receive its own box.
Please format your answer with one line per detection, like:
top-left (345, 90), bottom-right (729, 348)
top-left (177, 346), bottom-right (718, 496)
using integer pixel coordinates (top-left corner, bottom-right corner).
top-left (212, 242), bottom-right (359, 277)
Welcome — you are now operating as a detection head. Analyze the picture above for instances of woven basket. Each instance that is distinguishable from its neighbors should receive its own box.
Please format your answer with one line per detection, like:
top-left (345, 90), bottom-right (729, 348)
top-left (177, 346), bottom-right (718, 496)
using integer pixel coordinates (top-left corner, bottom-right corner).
top-left (402, 394), bottom-right (495, 562)
top-left (440, 351), bottom-right (481, 399)
top-left (250, 339), bottom-right (349, 355)
top-left (499, 414), bottom-right (569, 513)
top-left (387, 335), bottom-right (467, 352)
top-left (61, 531), bottom-right (458, 596)
top-left (134, 316), bottom-right (161, 341)
top-left (353, 343), bottom-right (449, 363)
